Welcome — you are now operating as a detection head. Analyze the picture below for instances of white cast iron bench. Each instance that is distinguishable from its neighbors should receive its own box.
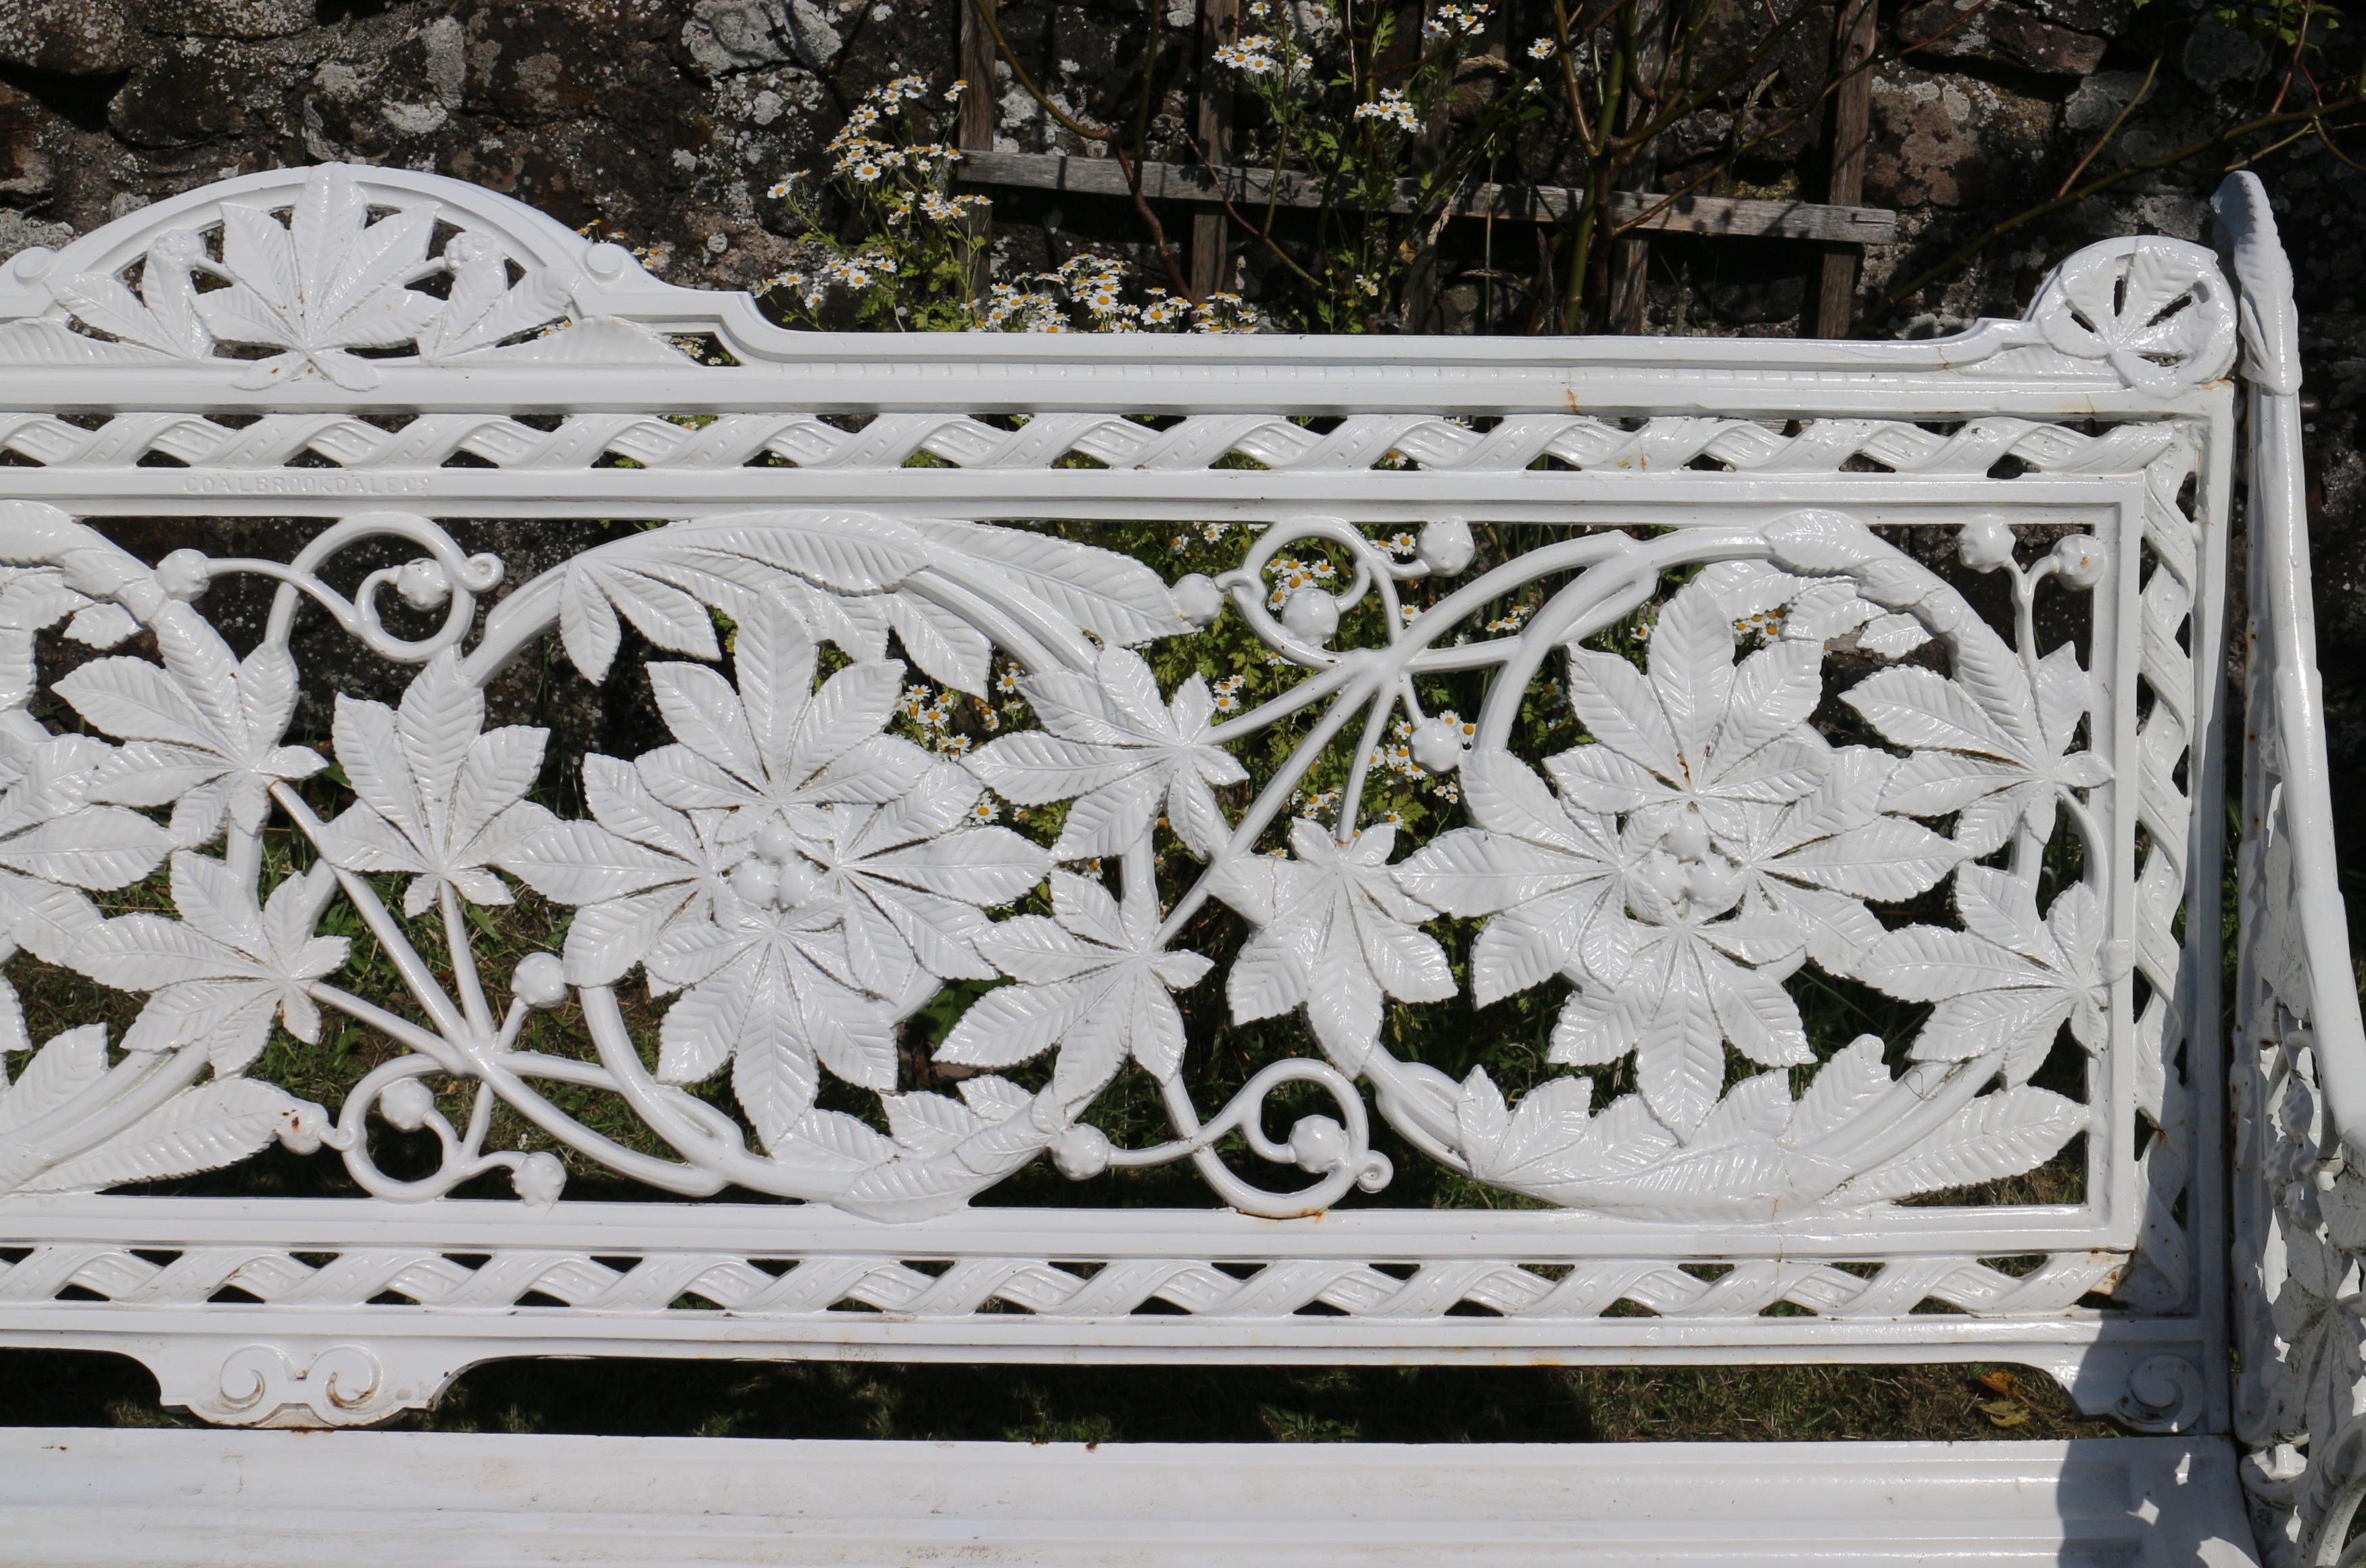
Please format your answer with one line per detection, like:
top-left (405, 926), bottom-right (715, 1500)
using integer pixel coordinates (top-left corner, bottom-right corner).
top-left (0, 162), bottom-right (2344, 1566)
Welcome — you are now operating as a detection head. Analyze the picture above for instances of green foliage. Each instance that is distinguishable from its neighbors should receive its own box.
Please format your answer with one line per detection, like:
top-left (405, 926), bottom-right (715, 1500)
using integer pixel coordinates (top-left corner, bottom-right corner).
top-left (2211, 0), bottom-right (2344, 45)
top-left (1213, 0), bottom-right (1549, 328)
top-left (1201, 0), bottom-right (1877, 327)
top-left (760, 76), bottom-right (992, 332)
top-left (976, 255), bottom-right (1264, 333)
top-left (758, 76), bottom-right (1263, 333)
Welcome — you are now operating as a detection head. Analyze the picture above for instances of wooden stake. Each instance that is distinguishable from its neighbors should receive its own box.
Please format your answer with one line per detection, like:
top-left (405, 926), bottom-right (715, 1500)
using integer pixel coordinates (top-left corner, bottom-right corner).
top-left (958, 0), bottom-right (998, 301)
top-left (1814, 0), bottom-right (1879, 338)
top-left (1189, 0), bottom-right (1240, 299)
top-left (1610, 0), bottom-right (1669, 334)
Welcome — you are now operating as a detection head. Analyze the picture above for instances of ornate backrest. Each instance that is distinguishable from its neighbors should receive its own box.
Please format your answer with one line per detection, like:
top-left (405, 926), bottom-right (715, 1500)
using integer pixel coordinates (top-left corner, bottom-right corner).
top-left (0, 164), bottom-right (2277, 1435)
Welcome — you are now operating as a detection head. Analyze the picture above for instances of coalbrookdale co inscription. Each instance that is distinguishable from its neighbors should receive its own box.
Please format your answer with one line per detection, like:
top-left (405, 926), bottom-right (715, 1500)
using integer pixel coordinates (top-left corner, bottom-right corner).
top-left (179, 474), bottom-right (435, 497)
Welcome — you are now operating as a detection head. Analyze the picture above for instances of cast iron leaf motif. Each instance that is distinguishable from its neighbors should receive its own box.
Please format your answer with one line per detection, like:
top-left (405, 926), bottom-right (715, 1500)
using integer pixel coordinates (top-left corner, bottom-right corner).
top-left (414, 230), bottom-right (573, 360)
top-left (0, 163), bottom-right (2231, 1265)
top-left (1215, 817), bottom-right (1453, 1072)
top-left (939, 870), bottom-right (1215, 1100)
top-left (965, 645), bottom-right (1249, 860)
top-left (0, 875), bottom-right (97, 1059)
top-left (1829, 1079), bottom-right (2089, 1205)
top-left (879, 1077), bottom-right (1038, 1158)
top-left (46, 229), bottom-right (214, 360)
top-left (1396, 576), bottom-right (1858, 1143)
top-left (1552, 581), bottom-right (1832, 841)
top-left (55, 604), bottom-right (325, 851)
top-left (0, 726), bottom-right (164, 1054)
top-left (1848, 642), bottom-right (2107, 859)
top-left (1549, 822), bottom-right (1811, 1142)
top-left (318, 651), bottom-right (556, 917)
top-left (2031, 239), bottom-right (2238, 393)
top-left (1862, 865), bottom-right (2119, 1083)
top-left (72, 855), bottom-right (349, 1073)
top-left (0, 1024), bottom-right (320, 1197)
top-left (497, 753), bottom-right (737, 987)
top-left (642, 883), bottom-right (899, 1150)
top-left (633, 599), bottom-right (932, 859)
top-left (774, 765), bottom-right (1051, 1002)
top-left (2264, 1225), bottom-right (2366, 1445)
top-left (0, 564), bottom-right (138, 712)
top-left (1395, 749), bottom-right (1635, 1007)
top-left (1695, 562), bottom-right (1931, 662)
top-left (45, 165), bottom-right (571, 388)
top-left (1716, 746), bottom-right (1964, 979)
top-left (0, 1025), bottom-right (109, 1159)
top-left (500, 595), bottom-right (1048, 1148)
top-left (0, 729), bottom-right (170, 894)
top-left (193, 168), bottom-right (444, 389)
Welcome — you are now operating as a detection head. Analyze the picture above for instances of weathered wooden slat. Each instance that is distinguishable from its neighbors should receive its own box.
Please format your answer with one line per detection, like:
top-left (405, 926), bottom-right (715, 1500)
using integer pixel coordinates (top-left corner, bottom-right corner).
top-left (960, 149), bottom-right (1898, 243)
top-left (955, 0), bottom-right (997, 299)
top-left (1611, 0), bottom-right (1675, 331)
top-left (1188, 0), bottom-right (1239, 299)
top-left (1816, 0), bottom-right (1883, 334)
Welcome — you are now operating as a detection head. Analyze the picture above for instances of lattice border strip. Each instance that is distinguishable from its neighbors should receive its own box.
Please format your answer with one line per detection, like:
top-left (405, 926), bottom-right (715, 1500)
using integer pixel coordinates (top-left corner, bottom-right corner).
top-left (0, 412), bottom-right (2187, 478)
top-left (0, 1243), bottom-right (2120, 1321)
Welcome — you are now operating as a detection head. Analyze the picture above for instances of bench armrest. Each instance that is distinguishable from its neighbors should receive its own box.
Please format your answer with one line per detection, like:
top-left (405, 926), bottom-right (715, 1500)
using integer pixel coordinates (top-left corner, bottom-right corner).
top-left (2222, 170), bottom-right (2366, 1167)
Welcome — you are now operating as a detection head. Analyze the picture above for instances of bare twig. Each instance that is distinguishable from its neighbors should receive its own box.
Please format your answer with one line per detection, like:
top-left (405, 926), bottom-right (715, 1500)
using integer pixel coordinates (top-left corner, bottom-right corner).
top-left (2052, 55), bottom-right (2158, 200)
top-left (1610, 0), bottom-right (2009, 243)
top-left (2317, 114), bottom-right (2366, 174)
top-left (963, 0), bottom-right (1195, 297)
top-left (1178, 125), bottom-right (1326, 287)
top-left (1608, 21), bottom-right (1884, 239)
top-left (1864, 95), bottom-right (2365, 329)
top-left (2225, 123), bottom-right (2315, 170)
top-left (1547, 0), bottom-right (1601, 162)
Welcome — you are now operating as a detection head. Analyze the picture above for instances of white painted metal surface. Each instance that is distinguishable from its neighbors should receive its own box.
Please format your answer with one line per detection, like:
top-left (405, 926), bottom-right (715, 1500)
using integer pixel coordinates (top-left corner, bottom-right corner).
top-left (0, 1429), bottom-right (2264, 1567)
top-left (0, 160), bottom-right (2332, 1564)
top-left (2218, 176), bottom-right (2366, 1566)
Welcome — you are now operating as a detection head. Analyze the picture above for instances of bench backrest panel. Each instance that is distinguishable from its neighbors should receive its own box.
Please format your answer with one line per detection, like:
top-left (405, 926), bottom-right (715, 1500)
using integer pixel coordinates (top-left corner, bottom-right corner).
top-left (0, 163), bottom-right (2274, 1432)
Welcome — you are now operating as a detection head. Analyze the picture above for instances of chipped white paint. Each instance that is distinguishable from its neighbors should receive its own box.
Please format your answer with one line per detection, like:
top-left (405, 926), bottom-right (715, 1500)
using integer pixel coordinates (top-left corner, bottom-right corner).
top-left (0, 162), bottom-right (2328, 1564)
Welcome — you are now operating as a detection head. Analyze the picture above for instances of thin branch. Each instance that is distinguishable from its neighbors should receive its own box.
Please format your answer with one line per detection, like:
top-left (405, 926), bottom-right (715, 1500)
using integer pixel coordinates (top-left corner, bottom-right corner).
top-left (1178, 124), bottom-right (1326, 287)
top-left (2317, 114), bottom-right (2366, 174)
top-left (2224, 122), bottom-right (2315, 170)
top-left (1608, 24), bottom-right (1879, 237)
top-left (1131, 0), bottom-right (1163, 200)
top-left (964, 0), bottom-right (1195, 297)
top-left (1547, 0), bottom-right (1601, 161)
top-left (1568, 13), bottom-right (1630, 319)
top-left (1627, 0), bottom-right (1996, 164)
top-left (1618, 0), bottom-right (1866, 154)
top-left (1864, 95), bottom-right (2365, 329)
top-left (2053, 54), bottom-right (2158, 199)
top-left (1606, 0), bottom-right (2020, 245)
top-left (2267, 1), bottom-right (2317, 114)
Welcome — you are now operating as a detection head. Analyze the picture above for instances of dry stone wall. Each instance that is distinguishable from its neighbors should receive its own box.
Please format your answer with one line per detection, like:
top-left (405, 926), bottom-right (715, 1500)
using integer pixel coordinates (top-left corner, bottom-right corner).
top-left (0, 1), bottom-right (2350, 332)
